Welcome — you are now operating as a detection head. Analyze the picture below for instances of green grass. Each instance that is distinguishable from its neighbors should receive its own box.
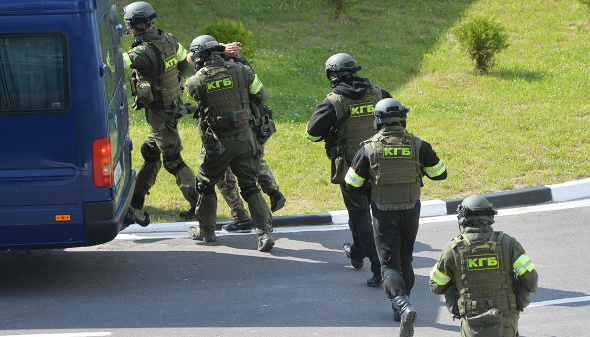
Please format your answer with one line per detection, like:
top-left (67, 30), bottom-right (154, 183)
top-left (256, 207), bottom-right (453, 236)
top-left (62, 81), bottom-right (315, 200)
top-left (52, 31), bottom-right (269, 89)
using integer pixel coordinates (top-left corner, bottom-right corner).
top-left (118, 0), bottom-right (590, 223)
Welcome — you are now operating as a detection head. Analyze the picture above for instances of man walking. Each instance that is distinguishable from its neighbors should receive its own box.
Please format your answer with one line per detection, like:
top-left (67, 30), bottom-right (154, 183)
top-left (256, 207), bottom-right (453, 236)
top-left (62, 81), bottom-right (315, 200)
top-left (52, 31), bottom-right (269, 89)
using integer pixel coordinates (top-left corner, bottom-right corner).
top-left (345, 98), bottom-right (447, 336)
top-left (307, 53), bottom-right (391, 287)
top-left (429, 195), bottom-right (538, 337)
top-left (184, 35), bottom-right (274, 251)
top-left (122, 1), bottom-right (197, 217)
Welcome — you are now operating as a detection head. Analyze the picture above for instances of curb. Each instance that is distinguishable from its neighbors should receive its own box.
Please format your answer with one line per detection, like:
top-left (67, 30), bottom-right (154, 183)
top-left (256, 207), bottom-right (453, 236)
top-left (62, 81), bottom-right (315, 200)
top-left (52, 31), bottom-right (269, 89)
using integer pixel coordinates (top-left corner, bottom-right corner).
top-left (122, 178), bottom-right (590, 233)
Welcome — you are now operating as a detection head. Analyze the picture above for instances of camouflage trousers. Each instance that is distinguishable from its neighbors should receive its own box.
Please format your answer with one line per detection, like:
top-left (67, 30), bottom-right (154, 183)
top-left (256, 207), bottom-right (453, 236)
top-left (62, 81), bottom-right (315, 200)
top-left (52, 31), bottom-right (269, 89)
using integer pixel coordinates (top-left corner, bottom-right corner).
top-left (196, 130), bottom-right (272, 235)
top-left (216, 142), bottom-right (279, 221)
top-left (135, 107), bottom-right (198, 208)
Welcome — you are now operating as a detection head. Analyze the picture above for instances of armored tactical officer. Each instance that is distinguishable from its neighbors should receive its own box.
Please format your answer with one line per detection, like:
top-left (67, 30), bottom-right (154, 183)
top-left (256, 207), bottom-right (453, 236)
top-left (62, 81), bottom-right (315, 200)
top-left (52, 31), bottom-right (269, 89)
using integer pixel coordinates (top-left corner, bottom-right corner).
top-left (215, 56), bottom-right (285, 233)
top-left (184, 35), bottom-right (274, 252)
top-left (345, 98), bottom-right (447, 337)
top-left (429, 195), bottom-right (538, 337)
top-left (186, 47), bottom-right (285, 231)
top-left (306, 53), bottom-right (392, 287)
top-left (122, 1), bottom-right (198, 217)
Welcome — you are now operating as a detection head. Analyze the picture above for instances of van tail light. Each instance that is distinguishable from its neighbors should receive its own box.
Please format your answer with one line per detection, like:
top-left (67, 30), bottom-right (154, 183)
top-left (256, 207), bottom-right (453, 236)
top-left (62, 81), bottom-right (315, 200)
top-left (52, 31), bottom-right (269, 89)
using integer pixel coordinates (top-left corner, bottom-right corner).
top-left (92, 136), bottom-right (113, 188)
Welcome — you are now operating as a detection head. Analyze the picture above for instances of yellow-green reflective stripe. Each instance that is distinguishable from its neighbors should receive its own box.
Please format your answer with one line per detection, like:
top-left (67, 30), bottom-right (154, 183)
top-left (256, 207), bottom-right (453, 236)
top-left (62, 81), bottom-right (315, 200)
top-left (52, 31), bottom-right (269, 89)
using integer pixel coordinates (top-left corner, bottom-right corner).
top-left (106, 52), bottom-right (113, 70)
top-left (176, 44), bottom-right (188, 61)
top-left (345, 168), bottom-right (365, 187)
top-left (513, 254), bottom-right (535, 276)
top-left (425, 160), bottom-right (445, 178)
top-left (249, 74), bottom-right (263, 94)
top-left (430, 266), bottom-right (451, 286)
top-left (123, 53), bottom-right (132, 69)
top-left (306, 132), bottom-right (321, 142)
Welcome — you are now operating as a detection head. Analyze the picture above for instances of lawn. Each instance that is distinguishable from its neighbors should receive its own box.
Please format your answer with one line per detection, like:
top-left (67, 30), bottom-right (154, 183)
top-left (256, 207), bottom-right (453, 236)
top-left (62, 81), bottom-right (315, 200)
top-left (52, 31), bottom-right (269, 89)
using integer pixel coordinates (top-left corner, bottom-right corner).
top-left (117, 0), bottom-right (590, 223)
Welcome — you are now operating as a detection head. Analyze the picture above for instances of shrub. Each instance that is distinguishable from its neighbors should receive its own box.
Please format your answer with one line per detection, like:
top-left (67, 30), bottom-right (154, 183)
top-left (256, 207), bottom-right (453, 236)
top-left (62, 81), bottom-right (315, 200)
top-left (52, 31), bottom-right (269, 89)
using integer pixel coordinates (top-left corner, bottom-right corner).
top-left (202, 20), bottom-right (254, 59)
top-left (454, 17), bottom-right (510, 74)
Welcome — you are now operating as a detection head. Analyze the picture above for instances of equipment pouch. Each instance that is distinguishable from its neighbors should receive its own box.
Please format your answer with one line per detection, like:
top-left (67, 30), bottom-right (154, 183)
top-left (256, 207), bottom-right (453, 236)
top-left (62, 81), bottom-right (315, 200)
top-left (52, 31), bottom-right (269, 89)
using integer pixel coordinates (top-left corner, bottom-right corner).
top-left (444, 286), bottom-right (461, 318)
top-left (465, 309), bottom-right (503, 337)
top-left (130, 76), bottom-right (138, 96)
top-left (136, 82), bottom-right (154, 107)
top-left (330, 146), bottom-right (348, 185)
top-left (201, 126), bottom-right (225, 158)
top-left (230, 109), bottom-right (249, 128)
top-left (256, 115), bottom-right (276, 144)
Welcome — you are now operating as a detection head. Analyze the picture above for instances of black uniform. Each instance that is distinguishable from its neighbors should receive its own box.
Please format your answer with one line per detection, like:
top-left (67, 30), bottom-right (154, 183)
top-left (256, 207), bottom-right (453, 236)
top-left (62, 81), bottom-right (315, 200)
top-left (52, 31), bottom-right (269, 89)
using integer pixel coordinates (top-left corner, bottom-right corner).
top-left (345, 125), bottom-right (447, 300)
top-left (307, 77), bottom-right (392, 280)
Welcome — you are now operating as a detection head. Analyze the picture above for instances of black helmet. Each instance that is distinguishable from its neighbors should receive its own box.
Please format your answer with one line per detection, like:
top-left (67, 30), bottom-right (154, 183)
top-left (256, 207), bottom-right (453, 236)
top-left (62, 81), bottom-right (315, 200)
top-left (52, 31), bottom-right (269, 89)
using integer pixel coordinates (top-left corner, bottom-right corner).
top-left (456, 195), bottom-right (498, 227)
top-left (324, 53), bottom-right (362, 84)
top-left (123, 1), bottom-right (157, 34)
top-left (189, 35), bottom-right (225, 64)
top-left (372, 98), bottom-right (410, 129)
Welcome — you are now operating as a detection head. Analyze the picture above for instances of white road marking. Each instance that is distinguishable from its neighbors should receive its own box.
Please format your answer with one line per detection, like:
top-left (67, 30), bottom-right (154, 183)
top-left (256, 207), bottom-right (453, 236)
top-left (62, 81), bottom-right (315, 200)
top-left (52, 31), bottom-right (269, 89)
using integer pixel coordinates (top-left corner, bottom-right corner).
top-left (1, 333), bottom-right (111, 337)
top-left (529, 296), bottom-right (590, 307)
top-left (118, 199), bottom-right (590, 240)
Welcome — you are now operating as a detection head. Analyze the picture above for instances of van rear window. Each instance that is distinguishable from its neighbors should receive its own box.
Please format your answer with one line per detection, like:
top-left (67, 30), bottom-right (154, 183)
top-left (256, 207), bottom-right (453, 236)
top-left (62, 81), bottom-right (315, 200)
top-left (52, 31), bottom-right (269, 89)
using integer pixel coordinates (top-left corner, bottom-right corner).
top-left (0, 34), bottom-right (68, 113)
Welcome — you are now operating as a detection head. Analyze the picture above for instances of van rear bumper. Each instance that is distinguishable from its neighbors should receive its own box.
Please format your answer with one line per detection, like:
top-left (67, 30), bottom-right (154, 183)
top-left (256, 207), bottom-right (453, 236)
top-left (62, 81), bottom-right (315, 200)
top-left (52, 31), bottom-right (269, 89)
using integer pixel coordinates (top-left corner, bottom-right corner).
top-left (83, 169), bottom-right (136, 246)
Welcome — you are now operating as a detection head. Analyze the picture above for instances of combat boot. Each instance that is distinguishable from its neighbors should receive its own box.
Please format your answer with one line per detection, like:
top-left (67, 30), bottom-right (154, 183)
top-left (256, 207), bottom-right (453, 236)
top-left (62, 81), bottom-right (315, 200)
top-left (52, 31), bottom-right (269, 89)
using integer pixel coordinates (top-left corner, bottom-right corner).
top-left (179, 206), bottom-right (196, 220)
top-left (258, 233), bottom-right (275, 252)
top-left (130, 193), bottom-right (145, 210)
top-left (342, 242), bottom-right (364, 269)
top-left (188, 226), bottom-right (217, 242)
top-left (392, 295), bottom-right (417, 337)
top-left (392, 303), bottom-right (401, 322)
top-left (366, 273), bottom-right (382, 287)
top-left (269, 189), bottom-right (286, 213)
top-left (222, 218), bottom-right (253, 233)
top-left (367, 256), bottom-right (382, 287)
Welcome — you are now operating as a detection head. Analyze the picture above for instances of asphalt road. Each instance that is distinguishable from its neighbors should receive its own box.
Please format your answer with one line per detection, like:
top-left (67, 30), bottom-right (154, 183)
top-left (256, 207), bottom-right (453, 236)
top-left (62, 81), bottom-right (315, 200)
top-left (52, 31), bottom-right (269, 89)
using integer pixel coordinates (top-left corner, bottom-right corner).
top-left (1, 199), bottom-right (589, 337)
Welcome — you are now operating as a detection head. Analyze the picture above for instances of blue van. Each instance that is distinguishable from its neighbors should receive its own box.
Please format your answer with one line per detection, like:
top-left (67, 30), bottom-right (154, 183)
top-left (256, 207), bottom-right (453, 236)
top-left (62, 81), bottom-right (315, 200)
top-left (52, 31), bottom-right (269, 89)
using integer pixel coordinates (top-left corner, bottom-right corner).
top-left (0, 0), bottom-right (146, 249)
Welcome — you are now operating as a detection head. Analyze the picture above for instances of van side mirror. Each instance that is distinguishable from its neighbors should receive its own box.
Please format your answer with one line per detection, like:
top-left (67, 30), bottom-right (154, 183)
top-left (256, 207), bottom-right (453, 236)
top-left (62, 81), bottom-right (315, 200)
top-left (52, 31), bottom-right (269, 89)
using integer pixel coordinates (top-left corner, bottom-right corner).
top-left (99, 64), bottom-right (107, 78)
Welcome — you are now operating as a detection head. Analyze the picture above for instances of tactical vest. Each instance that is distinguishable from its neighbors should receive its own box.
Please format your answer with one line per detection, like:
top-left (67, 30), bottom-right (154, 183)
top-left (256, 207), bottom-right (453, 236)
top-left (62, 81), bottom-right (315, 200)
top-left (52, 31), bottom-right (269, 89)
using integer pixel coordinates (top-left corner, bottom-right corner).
top-left (132, 31), bottom-right (182, 110)
top-left (196, 59), bottom-right (251, 136)
top-left (363, 126), bottom-right (423, 210)
top-left (452, 231), bottom-right (518, 316)
top-left (326, 85), bottom-right (382, 163)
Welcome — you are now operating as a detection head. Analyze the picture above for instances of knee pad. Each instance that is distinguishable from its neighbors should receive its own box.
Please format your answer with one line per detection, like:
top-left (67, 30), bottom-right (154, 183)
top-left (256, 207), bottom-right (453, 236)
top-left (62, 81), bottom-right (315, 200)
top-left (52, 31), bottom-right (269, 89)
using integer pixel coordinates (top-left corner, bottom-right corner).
top-left (163, 153), bottom-right (187, 175)
top-left (141, 142), bottom-right (161, 163)
top-left (196, 176), bottom-right (216, 195)
top-left (240, 185), bottom-right (261, 200)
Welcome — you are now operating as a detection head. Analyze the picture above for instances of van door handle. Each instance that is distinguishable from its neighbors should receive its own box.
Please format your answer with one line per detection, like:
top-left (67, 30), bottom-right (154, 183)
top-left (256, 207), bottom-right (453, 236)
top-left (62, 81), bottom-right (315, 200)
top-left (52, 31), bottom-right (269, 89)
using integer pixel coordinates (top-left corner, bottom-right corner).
top-left (119, 102), bottom-right (125, 114)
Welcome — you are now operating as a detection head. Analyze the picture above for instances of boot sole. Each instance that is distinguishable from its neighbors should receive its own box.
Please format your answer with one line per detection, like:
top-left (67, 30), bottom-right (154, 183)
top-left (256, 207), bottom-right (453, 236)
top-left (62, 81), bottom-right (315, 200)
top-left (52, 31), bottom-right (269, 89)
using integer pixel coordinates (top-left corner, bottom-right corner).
top-left (190, 235), bottom-right (217, 242)
top-left (400, 310), bottom-right (417, 337)
top-left (366, 280), bottom-right (382, 287)
top-left (188, 227), bottom-right (200, 240)
top-left (342, 243), bottom-right (352, 258)
top-left (222, 228), bottom-right (253, 233)
top-left (188, 227), bottom-right (216, 242)
top-left (258, 240), bottom-right (275, 252)
top-left (271, 198), bottom-right (286, 213)
top-left (351, 262), bottom-right (364, 269)
top-left (343, 243), bottom-right (365, 269)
